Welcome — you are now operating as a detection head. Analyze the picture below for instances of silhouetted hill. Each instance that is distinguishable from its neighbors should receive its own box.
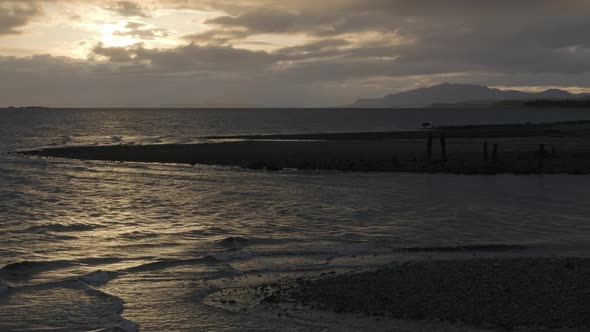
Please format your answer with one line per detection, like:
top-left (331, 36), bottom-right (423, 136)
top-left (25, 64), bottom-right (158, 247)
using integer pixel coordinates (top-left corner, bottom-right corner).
top-left (349, 83), bottom-right (589, 108)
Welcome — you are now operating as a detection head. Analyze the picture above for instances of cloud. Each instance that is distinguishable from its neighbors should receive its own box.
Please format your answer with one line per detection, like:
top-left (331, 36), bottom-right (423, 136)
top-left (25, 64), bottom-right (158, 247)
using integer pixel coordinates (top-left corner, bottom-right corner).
top-left (205, 9), bottom-right (299, 34)
top-left (183, 29), bottom-right (251, 46)
top-left (91, 42), bottom-right (138, 63)
top-left (105, 1), bottom-right (148, 17)
top-left (89, 42), bottom-right (277, 73)
top-left (113, 22), bottom-right (168, 40)
top-left (0, 2), bottom-right (42, 36)
top-left (2, 0), bottom-right (590, 106)
top-left (277, 39), bottom-right (351, 57)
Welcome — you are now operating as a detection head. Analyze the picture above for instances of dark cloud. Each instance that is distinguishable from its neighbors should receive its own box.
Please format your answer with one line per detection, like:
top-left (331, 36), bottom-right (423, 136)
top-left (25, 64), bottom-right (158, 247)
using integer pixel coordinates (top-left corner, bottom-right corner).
top-left (197, 7), bottom-right (590, 81)
top-left (183, 29), bottom-right (250, 46)
top-left (135, 44), bottom-right (277, 71)
top-left (203, 9), bottom-right (344, 37)
top-left (89, 43), bottom-right (277, 73)
top-left (2, 0), bottom-right (590, 106)
top-left (0, 2), bottom-right (41, 36)
top-left (342, 0), bottom-right (590, 16)
top-left (205, 9), bottom-right (299, 34)
top-left (392, 16), bottom-right (590, 75)
top-left (0, 52), bottom-right (324, 107)
top-left (277, 39), bottom-right (351, 57)
top-left (91, 43), bottom-right (138, 63)
top-left (105, 1), bottom-right (147, 17)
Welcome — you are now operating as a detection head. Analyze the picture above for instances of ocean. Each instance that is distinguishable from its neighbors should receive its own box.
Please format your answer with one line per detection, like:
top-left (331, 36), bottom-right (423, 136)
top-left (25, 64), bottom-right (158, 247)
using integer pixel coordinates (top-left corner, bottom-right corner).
top-left (2, 108), bottom-right (590, 331)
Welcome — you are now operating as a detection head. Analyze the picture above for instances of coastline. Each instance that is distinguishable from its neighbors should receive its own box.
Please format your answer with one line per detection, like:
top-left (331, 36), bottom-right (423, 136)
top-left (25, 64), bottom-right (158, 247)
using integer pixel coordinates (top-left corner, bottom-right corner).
top-left (16, 120), bottom-right (590, 174)
top-left (213, 257), bottom-right (590, 331)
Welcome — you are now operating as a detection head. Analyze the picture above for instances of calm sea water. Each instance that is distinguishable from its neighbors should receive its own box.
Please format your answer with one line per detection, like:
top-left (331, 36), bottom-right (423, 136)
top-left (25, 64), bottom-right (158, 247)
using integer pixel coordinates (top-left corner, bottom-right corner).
top-left (2, 108), bottom-right (590, 331)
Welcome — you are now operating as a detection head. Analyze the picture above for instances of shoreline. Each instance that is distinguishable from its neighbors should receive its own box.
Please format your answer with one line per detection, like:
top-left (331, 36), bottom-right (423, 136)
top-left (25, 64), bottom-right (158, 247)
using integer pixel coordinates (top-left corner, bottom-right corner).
top-left (215, 257), bottom-right (590, 331)
top-left (15, 120), bottom-right (590, 174)
top-left (205, 120), bottom-right (590, 140)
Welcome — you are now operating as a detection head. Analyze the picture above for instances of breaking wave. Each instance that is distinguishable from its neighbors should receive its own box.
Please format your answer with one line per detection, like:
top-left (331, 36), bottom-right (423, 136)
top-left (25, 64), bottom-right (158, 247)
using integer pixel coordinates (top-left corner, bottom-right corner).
top-left (0, 275), bottom-right (138, 331)
top-left (0, 260), bottom-right (73, 277)
top-left (217, 236), bottom-right (251, 249)
top-left (123, 256), bottom-right (219, 273)
top-left (79, 270), bottom-right (119, 286)
top-left (216, 236), bottom-right (285, 249)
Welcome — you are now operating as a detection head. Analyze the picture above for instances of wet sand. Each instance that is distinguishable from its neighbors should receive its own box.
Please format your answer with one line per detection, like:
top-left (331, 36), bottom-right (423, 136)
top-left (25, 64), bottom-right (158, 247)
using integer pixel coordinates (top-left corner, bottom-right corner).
top-left (244, 257), bottom-right (590, 330)
top-left (16, 120), bottom-right (590, 174)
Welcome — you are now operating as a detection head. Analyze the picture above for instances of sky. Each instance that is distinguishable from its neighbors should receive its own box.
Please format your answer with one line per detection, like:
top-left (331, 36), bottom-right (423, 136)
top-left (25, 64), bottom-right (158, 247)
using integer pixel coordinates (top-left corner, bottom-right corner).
top-left (1, 0), bottom-right (590, 107)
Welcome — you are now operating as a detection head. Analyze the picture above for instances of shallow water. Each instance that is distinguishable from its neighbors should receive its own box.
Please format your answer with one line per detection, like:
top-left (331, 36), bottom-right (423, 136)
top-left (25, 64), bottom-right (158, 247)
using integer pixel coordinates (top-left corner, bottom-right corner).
top-left (2, 108), bottom-right (590, 331)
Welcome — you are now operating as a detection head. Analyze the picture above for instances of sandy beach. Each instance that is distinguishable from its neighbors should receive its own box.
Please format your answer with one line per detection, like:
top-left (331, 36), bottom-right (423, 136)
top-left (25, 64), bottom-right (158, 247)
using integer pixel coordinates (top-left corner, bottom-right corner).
top-left (17, 121), bottom-right (590, 174)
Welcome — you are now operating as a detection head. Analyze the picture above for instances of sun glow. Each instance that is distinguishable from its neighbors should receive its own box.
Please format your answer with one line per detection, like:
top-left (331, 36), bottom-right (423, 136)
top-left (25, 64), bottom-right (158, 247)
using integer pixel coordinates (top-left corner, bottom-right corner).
top-left (98, 21), bottom-right (141, 47)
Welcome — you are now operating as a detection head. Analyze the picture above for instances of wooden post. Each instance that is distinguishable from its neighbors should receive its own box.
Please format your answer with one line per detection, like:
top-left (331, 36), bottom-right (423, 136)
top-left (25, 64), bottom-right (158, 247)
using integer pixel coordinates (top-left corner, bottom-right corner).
top-left (427, 133), bottom-right (433, 160)
top-left (492, 143), bottom-right (498, 173)
top-left (538, 144), bottom-right (545, 170)
top-left (483, 140), bottom-right (488, 161)
top-left (440, 133), bottom-right (447, 164)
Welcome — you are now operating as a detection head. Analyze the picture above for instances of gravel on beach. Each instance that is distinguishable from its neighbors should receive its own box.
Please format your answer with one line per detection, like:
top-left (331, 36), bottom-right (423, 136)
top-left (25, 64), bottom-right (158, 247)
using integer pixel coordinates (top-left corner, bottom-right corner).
top-left (249, 258), bottom-right (590, 330)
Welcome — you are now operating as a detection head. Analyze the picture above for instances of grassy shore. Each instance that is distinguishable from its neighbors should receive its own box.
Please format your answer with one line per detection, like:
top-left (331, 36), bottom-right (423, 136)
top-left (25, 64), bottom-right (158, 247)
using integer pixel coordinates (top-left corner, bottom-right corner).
top-left (249, 257), bottom-right (590, 330)
top-left (16, 121), bottom-right (590, 174)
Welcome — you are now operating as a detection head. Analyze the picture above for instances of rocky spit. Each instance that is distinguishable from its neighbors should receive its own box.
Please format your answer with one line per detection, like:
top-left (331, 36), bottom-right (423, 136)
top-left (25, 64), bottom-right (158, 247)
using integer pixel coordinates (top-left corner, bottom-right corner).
top-left (17, 121), bottom-right (590, 174)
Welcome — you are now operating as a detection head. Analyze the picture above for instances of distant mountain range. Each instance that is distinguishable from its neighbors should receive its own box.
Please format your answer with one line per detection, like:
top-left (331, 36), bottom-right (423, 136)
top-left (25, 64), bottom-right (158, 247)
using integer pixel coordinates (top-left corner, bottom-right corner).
top-left (349, 83), bottom-right (590, 108)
